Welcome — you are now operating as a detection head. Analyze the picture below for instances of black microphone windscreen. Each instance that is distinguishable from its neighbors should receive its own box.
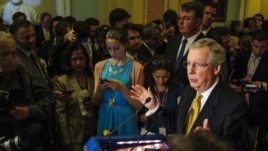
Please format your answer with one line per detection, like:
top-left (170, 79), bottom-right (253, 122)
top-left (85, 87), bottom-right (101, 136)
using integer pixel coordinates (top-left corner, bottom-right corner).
top-left (145, 97), bottom-right (151, 104)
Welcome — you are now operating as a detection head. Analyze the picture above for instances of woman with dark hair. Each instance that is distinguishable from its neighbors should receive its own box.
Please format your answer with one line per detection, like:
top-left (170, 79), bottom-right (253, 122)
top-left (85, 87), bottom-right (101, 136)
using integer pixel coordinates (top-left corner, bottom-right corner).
top-left (93, 27), bottom-right (144, 136)
top-left (54, 44), bottom-right (97, 151)
top-left (140, 54), bottom-right (184, 135)
top-left (73, 21), bottom-right (94, 69)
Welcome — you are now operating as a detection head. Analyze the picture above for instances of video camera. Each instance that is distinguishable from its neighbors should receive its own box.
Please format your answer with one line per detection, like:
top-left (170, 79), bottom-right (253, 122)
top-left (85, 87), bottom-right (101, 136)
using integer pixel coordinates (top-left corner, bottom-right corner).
top-left (0, 136), bottom-right (27, 151)
top-left (0, 89), bottom-right (24, 113)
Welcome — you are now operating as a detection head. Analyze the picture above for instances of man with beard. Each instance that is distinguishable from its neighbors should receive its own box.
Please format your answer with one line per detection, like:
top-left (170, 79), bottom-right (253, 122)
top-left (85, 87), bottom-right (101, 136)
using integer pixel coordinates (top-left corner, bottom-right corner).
top-left (9, 19), bottom-right (52, 88)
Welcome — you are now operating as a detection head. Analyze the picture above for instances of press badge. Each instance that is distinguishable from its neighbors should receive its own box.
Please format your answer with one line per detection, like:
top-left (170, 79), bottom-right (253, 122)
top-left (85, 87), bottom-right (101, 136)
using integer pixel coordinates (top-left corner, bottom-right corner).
top-left (159, 127), bottom-right (166, 136)
top-left (108, 97), bottom-right (116, 107)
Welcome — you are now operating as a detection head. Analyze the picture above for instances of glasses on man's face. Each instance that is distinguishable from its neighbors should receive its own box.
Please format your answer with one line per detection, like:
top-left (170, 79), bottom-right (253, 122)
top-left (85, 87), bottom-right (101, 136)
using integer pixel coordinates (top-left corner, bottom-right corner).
top-left (0, 52), bottom-right (17, 61)
top-left (183, 61), bottom-right (209, 71)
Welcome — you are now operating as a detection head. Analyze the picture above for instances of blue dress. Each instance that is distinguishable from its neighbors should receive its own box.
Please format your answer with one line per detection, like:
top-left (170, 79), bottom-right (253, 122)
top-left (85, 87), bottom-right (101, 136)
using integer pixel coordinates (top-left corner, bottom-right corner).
top-left (97, 59), bottom-right (139, 136)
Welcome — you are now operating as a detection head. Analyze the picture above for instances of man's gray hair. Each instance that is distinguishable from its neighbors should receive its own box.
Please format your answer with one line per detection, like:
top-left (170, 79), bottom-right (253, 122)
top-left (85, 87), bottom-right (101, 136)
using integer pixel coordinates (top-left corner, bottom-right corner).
top-left (189, 38), bottom-right (226, 65)
top-left (0, 31), bottom-right (16, 46)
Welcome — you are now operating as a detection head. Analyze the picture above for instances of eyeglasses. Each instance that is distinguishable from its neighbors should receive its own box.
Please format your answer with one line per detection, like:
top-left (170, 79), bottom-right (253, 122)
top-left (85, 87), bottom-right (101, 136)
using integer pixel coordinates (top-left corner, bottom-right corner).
top-left (178, 16), bottom-right (195, 22)
top-left (183, 61), bottom-right (209, 71)
top-left (0, 52), bottom-right (17, 61)
top-left (151, 59), bottom-right (172, 65)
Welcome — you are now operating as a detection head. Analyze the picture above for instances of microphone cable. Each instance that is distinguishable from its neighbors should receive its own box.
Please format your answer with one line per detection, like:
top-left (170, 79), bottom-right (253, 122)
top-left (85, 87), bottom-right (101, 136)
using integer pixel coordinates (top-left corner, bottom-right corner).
top-left (106, 97), bottom-right (151, 150)
top-left (129, 120), bottom-right (156, 151)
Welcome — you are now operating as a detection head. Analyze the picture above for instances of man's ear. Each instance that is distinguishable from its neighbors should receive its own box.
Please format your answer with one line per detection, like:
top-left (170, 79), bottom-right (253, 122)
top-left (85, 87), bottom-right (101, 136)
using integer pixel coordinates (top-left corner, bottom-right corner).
top-left (213, 64), bottom-right (222, 75)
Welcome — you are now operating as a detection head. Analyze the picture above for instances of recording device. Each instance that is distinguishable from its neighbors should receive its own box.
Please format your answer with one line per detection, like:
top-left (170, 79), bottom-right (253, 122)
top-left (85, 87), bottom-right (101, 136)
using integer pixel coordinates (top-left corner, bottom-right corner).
top-left (0, 136), bottom-right (27, 151)
top-left (83, 96), bottom-right (91, 104)
top-left (62, 90), bottom-right (74, 95)
top-left (0, 89), bottom-right (24, 113)
top-left (0, 89), bottom-right (45, 150)
top-left (102, 97), bottom-right (151, 151)
top-left (231, 79), bottom-right (258, 92)
top-left (243, 84), bottom-right (258, 92)
top-left (144, 147), bottom-right (161, 151)
top-left (99, 78), bottom-right (110, 84)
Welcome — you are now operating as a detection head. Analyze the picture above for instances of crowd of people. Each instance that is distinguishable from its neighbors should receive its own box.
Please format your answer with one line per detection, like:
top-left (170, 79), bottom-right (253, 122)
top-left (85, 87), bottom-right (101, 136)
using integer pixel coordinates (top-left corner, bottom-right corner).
top-left (0, 1), bottom-right (268, 151)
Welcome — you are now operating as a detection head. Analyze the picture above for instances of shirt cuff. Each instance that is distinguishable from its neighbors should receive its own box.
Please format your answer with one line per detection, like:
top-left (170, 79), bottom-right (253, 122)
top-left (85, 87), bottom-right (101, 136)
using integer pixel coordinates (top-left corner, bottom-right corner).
top-left (145, 104), bottom-right (159, 117)
top-left (262, 82), bottom-right (267, 91)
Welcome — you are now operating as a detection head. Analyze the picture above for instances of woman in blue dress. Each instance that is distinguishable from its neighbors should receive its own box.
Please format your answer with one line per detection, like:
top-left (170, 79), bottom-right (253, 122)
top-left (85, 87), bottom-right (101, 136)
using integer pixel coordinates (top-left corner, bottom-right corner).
top-left (140, 54), bottom-right (184, 135)
top-left (93, 27), bottom-right (144, 136)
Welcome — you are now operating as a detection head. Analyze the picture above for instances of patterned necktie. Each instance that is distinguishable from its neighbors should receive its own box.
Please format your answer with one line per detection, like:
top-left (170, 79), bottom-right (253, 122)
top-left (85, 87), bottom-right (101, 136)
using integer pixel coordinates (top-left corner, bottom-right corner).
top-left (185, 93), bottom-right (203, 134)
top-left (30, 52), bottom-right (51, 87)
top-left (91, 39), bottom-right (97, 53)
top-left (247, 55), bottom-right (257, 77)
top-left (175, 39), bottom-right (188, 70)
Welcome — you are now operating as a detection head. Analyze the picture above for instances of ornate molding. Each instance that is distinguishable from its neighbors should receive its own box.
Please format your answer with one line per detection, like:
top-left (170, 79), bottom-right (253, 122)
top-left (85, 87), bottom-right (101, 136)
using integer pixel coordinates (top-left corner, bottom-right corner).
top-left (143, 0), bottom-right (147, 24)
top-left (165, 0), bottom-right (169, 11)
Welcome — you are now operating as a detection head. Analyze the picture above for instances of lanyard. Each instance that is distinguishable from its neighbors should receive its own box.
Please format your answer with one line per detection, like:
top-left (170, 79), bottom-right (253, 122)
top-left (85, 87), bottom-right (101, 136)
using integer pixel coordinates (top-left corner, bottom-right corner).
top-left (154, 86), bottom-right (168, 107)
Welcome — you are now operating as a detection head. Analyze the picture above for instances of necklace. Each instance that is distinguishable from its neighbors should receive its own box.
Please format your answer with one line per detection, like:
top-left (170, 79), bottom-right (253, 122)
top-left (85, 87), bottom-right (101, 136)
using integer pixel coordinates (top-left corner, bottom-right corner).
top-left (154, 86), bottom-right (168, 107)
top-left (108, 65), bottom-right (124, 75)
top-left (108, 58), bottom-right (127, 75)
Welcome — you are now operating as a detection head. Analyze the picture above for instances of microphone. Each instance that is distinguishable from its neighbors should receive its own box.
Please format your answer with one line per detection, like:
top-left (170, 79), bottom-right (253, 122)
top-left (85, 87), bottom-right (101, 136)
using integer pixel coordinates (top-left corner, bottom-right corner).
top-left (129, 120), bottom-right (156, 151)
top-left (102, 97), bottom-right (151, 136)
top-left (102, 97), bottom-right (151, 150)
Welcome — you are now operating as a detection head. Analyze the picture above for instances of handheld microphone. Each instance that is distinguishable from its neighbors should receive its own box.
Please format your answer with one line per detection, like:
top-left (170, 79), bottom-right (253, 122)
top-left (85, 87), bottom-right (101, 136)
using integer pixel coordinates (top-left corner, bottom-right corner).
top-left (102, 97), bottom-right (151, 150)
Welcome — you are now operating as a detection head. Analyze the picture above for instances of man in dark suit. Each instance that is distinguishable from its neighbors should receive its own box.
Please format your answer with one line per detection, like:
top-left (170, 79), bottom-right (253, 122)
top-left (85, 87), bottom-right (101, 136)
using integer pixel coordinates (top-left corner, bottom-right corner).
top-left (34, 12), bottom-right (53, 51)
top-left (230, 29), bottom-right (268, 150)
top-left (137, 22), bottom-right (162, 64)
top-left (165, 1), bottom-right (205, 86)
top-left (131, 38), bottom-right (249, 151)
top-left (9, 19), bottom-right (52, 88)
top-left (200, 2), bottom-right (217, 36)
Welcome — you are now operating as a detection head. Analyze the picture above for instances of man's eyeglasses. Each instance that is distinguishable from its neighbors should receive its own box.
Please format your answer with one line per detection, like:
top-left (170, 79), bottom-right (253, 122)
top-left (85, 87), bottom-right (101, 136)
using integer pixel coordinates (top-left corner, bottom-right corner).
top-left (0, 52), bottom-right (17, 61)
top-left (183, 61), bottom-right (209, 71)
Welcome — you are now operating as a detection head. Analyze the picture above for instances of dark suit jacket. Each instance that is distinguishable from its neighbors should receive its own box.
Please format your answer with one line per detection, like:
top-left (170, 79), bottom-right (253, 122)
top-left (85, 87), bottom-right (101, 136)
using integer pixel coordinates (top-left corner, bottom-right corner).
top-left (34, 24), bottom-right (53, 50)
top-left (16, 47), bottom-right (52, 88)
top-left (231, 50), bottom-right (268, 126)
top-left (137, 43), bottom-right (154, 64)
top-left (149, 81), bottom-right (249, 151)
top-left (164, 33), bottom-right (205, 86)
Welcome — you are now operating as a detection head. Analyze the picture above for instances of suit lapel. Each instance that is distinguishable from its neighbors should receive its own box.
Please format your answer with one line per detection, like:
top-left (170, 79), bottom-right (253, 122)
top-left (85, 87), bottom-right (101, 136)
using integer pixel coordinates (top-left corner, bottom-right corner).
top-left (177, 86), bottom-right (196, 133)
top-left (179, 82), bottom-right (224, 133)
top-left (192, 82), bottom-right (224, 129)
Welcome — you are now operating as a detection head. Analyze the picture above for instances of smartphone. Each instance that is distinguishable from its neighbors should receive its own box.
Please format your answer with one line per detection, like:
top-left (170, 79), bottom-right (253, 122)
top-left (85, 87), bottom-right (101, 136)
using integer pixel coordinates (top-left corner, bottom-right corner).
top-left (63, 90), bottom-right (73, 95)
top-left (99, 78), bottom-right (109, 84)
top-left (83, 97), bottom-right (91, 104)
